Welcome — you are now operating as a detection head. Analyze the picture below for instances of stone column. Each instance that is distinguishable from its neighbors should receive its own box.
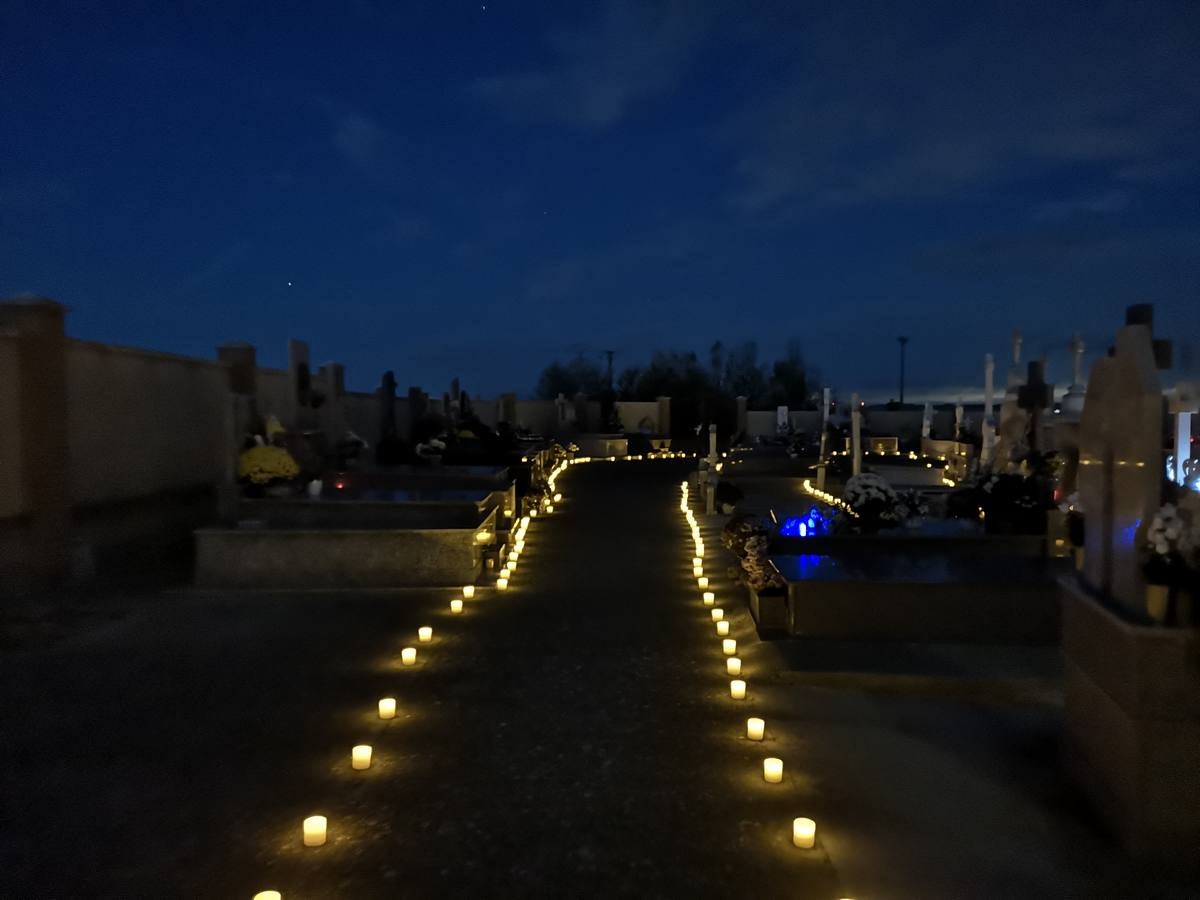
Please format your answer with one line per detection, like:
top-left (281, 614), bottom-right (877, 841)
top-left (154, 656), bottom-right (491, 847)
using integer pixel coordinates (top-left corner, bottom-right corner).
top-left (287, 338), bottom-right (311, 431)
top-left (851, 392), bottom-right (862, 476)
top-left (921, 402), bottom-right (933, 439)
top-left (0, 297), bottom-right (70, 586)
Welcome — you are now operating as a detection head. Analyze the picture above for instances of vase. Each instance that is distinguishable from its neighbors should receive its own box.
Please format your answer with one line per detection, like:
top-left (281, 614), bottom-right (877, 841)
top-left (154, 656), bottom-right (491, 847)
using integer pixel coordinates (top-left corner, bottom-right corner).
top-left (307, 479), bottom-right (323, 498)
top-left (1146, 583), bottom-right (1170, 624)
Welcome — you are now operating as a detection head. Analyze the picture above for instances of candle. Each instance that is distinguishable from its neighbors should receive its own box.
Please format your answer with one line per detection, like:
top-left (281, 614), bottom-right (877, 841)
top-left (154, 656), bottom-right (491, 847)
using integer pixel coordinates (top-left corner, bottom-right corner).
top-left (475, 531), bottom-right (491, 543)
top-left (401, 647), bottom-right (416, 666)
top-left (450, 599), bottom-right (463, 614)
top-left (730, 679), bottom-right (747, 699)
top-left (716, 620), bottom-right (730, 636)
top-left (692, 556), bottom-right (702, 567)
top-left (378, 697), bottom-right (396, 719)
top-left (352, 744), bottom-right (373, 770)
top-left (496, 577), bottom-right (509, 590)
top-left (722, 638), bottom-right (736, 655)
top-left (698, 578), bottom-right (709, 591)
top-left (727, 657), bottom-right (742, 676)
top-left (696, 542), bottom-right (704, 555)
top-left (763, 757), bottom-right (783, 783)
top-left (530, 508), bottom-right (538, 518)
top-left (303, 815), bottom-right (327, 847)
top-left (508, 552), bottom-right (519, 564)
top-left (499, 567), bottom-right (510, 579)
top-left (554, 493), bottom-right (562, 502)
top-left (462, 585), bottom-right (475, 599)
top-left (546, 505), bottom-right (554, 513)
top-left (747, 717), bottom-right (765, 741)
top-left (521, 516), bottom-right (530, 527)
top-left (692, 566), bottom-right (703, 578)
top-left (515, 540), bottom-right (525, 552)
top-left (418, 626), bottom-right (432, 643)
top-left (253, 892), bottom-right (282, 900)
top-left (792, 817), bottom-right (816, 849)
top-left (711, 608), bottom-right (724, 622)
top-left (702, 591), bottom-right (715, 606)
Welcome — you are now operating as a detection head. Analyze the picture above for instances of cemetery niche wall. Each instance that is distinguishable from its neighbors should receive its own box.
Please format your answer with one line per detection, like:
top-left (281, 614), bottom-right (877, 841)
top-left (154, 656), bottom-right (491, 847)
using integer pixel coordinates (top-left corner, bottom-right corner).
top-left (1060, 304), bottom-right (1200, 866)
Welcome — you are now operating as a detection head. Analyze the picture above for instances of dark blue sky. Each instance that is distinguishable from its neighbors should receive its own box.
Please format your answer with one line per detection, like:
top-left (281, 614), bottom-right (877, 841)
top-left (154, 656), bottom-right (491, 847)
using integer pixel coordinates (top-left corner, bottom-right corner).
top-left (3, 1), bottom-right (1198, 398)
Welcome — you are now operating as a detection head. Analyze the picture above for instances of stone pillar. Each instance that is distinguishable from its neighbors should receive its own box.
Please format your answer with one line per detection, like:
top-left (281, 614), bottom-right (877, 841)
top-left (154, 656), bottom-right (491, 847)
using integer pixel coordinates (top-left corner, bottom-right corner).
top-left (656, 396), bottom-right (671, 437)
top-left (921, 402), bottom-right (933, 439)
top-left (851, 392), bottom-right (862, 476)
top-left (981, 352), bottom-right (996, 468)
top-left (0, 298), bottom-right (70, 586)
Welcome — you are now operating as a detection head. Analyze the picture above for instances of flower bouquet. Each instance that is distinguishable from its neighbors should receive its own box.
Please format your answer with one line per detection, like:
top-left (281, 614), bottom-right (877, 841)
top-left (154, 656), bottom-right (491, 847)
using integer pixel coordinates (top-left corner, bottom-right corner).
top-left (1142, 503), bottom-right (1197, 624)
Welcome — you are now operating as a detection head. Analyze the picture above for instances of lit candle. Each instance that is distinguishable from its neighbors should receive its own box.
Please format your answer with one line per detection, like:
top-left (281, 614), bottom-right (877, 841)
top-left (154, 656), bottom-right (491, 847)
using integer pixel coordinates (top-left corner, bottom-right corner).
top-left (450, 599), bottom-right (463, 614)
top-left (763, 757), bottom-right (783, 783)
top-left (792, 817), bottom-right (816, 849)
top-left (515, 540), bottom-right (525, 552)
top-left (730, 679), bottom-right (747, 699)
top-left (303, 815), bottom-right (327, 847)
top-left (499, 567), bottom-right (510, 579)
top-left (693, 566), bottom-right (703, 577)
top-left (475, 531), bottom-right (491, 544)
top-left (698, 576), bottom-right (709, 589)
top-left (722, 638), bottom-right (736, 655)
top-left (712, 608), bottom-right (724, 622)
top-left (727, 657), bottom-right (742, 676)
top-left (546, 505), bottom-right (554, 513)
top-left (418, 626), bottom-right (432, 643)
top-left (716, 620), bottom-right (730, 636)
top-left (352, 744), bottom-right (373, 770)
top-left (692, 556), bottom-right (702, 567)
top-left (747, 717), bottom-right (765, 740)
top-left (530, 509), bottom-right (538, 518)
top-left (378, 697), bottom-right (396, 719)
top-left (496, 577), bottom-right (509, 590)
top-left (462, 585), bottom-right (475, 599)
top-left (702, 591), bottom-right (715, 605)
top-left (253, 892), bottom-right (282, 900)
top-left (554, 493), bottom-right (562, 502)
top-left (508, 552), bottom-right (519, 564)
top-left (521, 516), bottom-right (530, 527)
top-left (401, 647), bottom-right (417, 666)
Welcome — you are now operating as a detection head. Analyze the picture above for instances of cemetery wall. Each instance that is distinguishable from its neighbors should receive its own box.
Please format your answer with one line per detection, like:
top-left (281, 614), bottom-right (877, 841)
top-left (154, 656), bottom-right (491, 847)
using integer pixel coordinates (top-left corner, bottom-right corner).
top-left (0, 334), bottom-right (27, 519)
top-left (514, 400), bottom-right (559, 434)
top-left (255, 368), bottom-right (292, 422)
top-left (64, 339), bottom-right (228, 505)
top-left (614, 401), bottom-right (660, 433)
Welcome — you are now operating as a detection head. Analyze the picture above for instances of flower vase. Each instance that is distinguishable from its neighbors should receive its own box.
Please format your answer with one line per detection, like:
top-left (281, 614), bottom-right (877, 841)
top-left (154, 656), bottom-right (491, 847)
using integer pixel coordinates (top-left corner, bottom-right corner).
top-left (1146, 583), bottom-right (1170, 624)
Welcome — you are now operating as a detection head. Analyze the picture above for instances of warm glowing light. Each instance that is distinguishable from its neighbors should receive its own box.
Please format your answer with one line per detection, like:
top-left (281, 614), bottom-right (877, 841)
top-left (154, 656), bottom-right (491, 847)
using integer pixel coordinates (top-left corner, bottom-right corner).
top-left (503, 507), bottom-right (513, 518)
top-left (401, 647), bottom-right (417, 666)
top-left (716, 620), bottom-right (730, 636)
top-left (727, 657), bottom-right (742, 676)
top-left (702, 591), bottom-right (715, 605)
top-left (418, 626), bottom-right (432, 643)
top-left (693, 566), bottom-right (703, 577)
top-left (303, 815), bottom-right (327, 847)
top-left (722, 638), bottom-right (736, 655)
top-left (463, 585), bottom-right (475, 599)
top-left (521, 516), bottom-right (530, 527)
top-left (378, 697), bottom-right (396, 719)
top-left (530, 509), bottom-right (538, 518)
top-left (253, 892), bottom-right (282, 900)
top-left (554, 493), bottom-right (562, 502)
top-left (711, 608), bottom-right (724, 622)
top-left (692, 556), bottom-right (702, 567)
top-left (499, 566), bottom-right (511, 579)
top-left (496, 577), bottom-right (509, 590)
top-left (475, 531), bottom-right (491, 544)
top-left (515, 540), bottom-right (525, 552)
top-left (352, 745), bottom-right (373, 770)
top-left (763, 757), bottom-right (783, 783)
top-left (698, 576), bottom-right (709, 589)
top-left (450, 599), bottom-right (464, 614)
top-left (792, 817), bottom-right (816, 849)
top-left (730, 679), bottom-right (747, 699)
top-left (747, 717), bottom-right (765, 741)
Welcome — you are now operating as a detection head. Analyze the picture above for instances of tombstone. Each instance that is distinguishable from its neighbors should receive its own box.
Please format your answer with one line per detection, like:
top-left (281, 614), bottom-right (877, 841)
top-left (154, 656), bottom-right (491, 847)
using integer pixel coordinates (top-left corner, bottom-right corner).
top-left (775, 405), bottom-right (789, 435)
top-left (378, 371), bottom-right (397, 442)
top-left (850, 393), bottom-right (862, 476)
top-left (920, 402), bottom-right (933, 439)
top-left (1062, 304), bottom-right (1197, 863)
top-left (656, 396), bottom-right (671, 437)
top-left (1060, 333), bottom-right (1088, 419)
top-left (288, 339), bottom-right (315, 430)
top-left (993, 331), bottom-right (1030, 471)
top-left (1169, 382), bottom-right (1197, 489)
top-left (980, 352), bottom-right (997, 468)
top-left (555, 392), bottom-right (570, 427)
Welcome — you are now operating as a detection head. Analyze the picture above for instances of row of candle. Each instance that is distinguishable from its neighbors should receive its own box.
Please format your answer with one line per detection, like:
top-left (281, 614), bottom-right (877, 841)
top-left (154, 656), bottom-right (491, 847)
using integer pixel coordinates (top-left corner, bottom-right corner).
top-left (678, 480), bottom-right (821, 856)
top-left (257, 468), bottom-right (568, 897)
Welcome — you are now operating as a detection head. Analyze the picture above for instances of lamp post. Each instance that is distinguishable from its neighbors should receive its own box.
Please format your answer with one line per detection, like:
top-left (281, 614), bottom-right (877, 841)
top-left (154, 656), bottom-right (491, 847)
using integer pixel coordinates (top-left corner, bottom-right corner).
top-left (897, 336), bottom-right (909, 404)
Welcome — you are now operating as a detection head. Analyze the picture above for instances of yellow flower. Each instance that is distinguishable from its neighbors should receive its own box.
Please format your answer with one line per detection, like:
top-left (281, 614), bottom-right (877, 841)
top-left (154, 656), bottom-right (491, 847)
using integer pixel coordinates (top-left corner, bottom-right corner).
top-left (238, 445), bottom-right (300, 484)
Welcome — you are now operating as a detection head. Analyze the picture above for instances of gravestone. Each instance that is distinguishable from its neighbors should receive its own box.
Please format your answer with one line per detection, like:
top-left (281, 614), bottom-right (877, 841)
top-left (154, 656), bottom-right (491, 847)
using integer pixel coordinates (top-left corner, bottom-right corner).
top-left (1077, 308), bottom-right (1165, 615)
top-left (408, 386), bottom-right (429, 441)
top-left (993, 331), bottom-right (1029, 472)
top-left (981, 352), bottom-right (997, 468)
top-left (1060, 333), bottom-right (1088, 419)
top-left (1016, 360), bottom-right (1052, 461)
top-left (850, 393), bottom-right (862, 476)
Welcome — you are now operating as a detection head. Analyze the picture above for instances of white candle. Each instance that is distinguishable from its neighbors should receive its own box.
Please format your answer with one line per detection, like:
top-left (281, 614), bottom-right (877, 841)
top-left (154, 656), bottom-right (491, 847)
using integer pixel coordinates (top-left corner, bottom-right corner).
top-left (508, 552), bottom-right (518, 564)
top-left (730, 679), bottom-right (747, 699)
top-left (697, 576), bottom-right (709, 589)
top-left (401, 647), bottom-right (416, 666)
top-left (711, 608), bottom-right (724, 622)
top-left (546, 505), bottom-right (554, 513)
top-left (462, 585), bottom-right (475, 599)
top-left (792, 817), bottom-right (816, 849)
top-left (747, 717), bottom-right (765, 740)
top-left (716, 620), bottom-right (730, 636)
top-left (499, 567), bottom-right (510, 579)
top-left (496, 577), bottom-right (509, 590)
top-left (727, 657), bottom-right (742, 676)
top-left (722, 638), bottom-right (736, 655)
top-left (692, 556), bottom-right (702, 567)
top-left (702, 591), bottom-right (715, 606)
top-left (303, 815), bottom-right (327, 847)
top-left (692, 566), bottom-right (703, 577)
top-left (515, 540), bottom-right (525, 552)
top-left (696, 542), bottom-right (704, 555)
top-left (450, 599), bottom-right (463, 614)
top-left (352, 744), bottom-right (373, 770)
top-left (530, 508), bottom-right (538, 518)
top-left (554, 492), bottom-right (562, 502)
top-left (521, 516), bottom-right (530, 527)
top-left (253, 892), bottom-right (282, 900)
top-left (418, 626), bottom-right (432, 643)
top-left (763, 757), bottom-right (783, 783)
top-left (475, 531), bottom-right (491, 544)
top-left (378, 697), bottom-right (396, 719)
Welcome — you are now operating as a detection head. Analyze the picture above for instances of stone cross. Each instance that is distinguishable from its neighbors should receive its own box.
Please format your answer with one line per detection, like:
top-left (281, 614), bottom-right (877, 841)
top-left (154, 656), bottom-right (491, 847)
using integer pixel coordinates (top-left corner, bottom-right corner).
top-left (1077, 304), bottom-right (1168, 617)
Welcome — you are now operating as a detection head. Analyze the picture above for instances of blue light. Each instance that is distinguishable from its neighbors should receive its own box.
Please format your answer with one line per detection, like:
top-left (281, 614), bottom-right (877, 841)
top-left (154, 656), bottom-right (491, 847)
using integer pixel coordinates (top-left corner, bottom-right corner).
top-left (780, 506), bottom-right (832, 537)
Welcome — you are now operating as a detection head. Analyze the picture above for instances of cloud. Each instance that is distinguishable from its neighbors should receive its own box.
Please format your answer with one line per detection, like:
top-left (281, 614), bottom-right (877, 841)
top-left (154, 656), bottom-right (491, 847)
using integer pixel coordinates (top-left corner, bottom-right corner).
top-left (472, 0), bottom-right (721, 129)
top-left (724, 3), bottom-right (1200, 213)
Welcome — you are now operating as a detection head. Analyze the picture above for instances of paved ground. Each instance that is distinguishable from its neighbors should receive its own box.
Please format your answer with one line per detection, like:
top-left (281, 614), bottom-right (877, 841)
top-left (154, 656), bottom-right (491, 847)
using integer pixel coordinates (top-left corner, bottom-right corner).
top-left (2, 460), bottom-right (1197, 898)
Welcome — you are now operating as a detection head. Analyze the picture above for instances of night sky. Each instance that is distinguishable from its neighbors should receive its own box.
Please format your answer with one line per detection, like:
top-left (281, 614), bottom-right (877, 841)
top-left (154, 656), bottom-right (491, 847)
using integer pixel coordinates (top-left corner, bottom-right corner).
top-left (3, 1), bottom-right (1198, 399)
